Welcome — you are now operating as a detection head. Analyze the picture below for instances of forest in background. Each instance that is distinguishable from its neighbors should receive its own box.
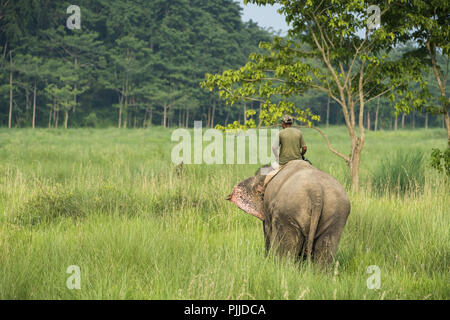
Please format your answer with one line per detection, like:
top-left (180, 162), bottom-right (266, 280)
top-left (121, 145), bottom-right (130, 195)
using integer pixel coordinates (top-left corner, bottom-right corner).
top-left (0, 0), bottom-right (446, 130)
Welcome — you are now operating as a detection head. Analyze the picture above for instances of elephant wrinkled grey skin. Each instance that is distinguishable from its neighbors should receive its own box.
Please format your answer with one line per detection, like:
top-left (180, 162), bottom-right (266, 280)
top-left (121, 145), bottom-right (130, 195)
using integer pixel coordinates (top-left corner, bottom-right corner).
top-left (227, 160), bottom-right (351, 265)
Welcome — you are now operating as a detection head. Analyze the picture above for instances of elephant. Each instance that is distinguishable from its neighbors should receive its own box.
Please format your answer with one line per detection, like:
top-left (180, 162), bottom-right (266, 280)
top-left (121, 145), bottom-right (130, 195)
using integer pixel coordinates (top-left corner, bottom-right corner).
top-left (227, 160), bottom-right (351, 265)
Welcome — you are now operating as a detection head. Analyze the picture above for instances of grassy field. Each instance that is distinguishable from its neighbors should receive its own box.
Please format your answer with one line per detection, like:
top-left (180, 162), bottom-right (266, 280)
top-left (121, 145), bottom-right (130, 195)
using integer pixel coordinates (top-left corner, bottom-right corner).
top-left (0, 126), bottom-right (448, 299)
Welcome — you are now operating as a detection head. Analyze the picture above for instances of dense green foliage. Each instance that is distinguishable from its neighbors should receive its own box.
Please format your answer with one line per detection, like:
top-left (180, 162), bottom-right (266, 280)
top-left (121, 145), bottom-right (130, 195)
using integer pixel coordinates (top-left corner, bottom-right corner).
top-left (0, 127), bottom-right (448, 299)
top-left (430, 147), bottom-right (450, 176)
top-left (0, 0), bottom-right (272, 128)
top-left (0, 0), bottom-right (446, 130)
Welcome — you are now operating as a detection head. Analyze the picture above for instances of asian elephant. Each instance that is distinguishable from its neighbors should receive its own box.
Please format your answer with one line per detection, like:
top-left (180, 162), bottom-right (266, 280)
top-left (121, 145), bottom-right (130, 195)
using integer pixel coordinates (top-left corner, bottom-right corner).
top-left (227, 160), bottom-right (350, 265)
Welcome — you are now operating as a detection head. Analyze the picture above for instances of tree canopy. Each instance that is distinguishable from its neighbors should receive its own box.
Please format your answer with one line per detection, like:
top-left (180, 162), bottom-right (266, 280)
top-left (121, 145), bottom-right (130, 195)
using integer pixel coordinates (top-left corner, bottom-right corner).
top-left (0, 0), bottom-right (272, 128)
top-left (1, 0), bottom-right (445, 131)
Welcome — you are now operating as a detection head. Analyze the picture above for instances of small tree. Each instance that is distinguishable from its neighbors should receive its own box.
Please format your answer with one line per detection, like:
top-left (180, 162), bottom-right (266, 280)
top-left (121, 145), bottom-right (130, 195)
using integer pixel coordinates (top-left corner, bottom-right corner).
top-left (13, 53), bottom-right (44, 128)
top-left (45, 61), bottom-right (87, 129)
top-left (45, 84), bottom-right (77, 129)
top-left (203, 0), bottom-right (426, 190)
top-left (104, 35), bottom-right (150, 128)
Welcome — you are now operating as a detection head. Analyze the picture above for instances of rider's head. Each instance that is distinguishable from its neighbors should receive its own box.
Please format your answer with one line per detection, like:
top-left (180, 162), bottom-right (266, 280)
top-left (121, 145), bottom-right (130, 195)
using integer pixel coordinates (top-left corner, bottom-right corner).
top-left (281, 114), bottom-right (293, 128)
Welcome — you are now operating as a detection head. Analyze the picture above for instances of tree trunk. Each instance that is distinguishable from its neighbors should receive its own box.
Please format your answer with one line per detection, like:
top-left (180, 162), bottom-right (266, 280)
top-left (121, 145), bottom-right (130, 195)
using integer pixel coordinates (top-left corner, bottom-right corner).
top-left (349, 153), bottom-right (361, 190)
top-left (412, 111), bottom-right (415, 129)
top-left (185, 108), bottom-right (189, 128)
top-left (123, 96), bottom-right (128, 129)
top-left (326, 96), bottom-right (330, 128)
top-left (444, 109), bottom-right (450, 146)
top-left (48, 107), bottom-right (52, 128)
top-left (73, 56), bottom-right (78, 113)
top-left (425, 112), bottom-right (428, 129)
top-left (211, 99), bottom-right (216, 128)
top-left (8, 51), bottom-right (13, 129)
top-left (207, 105), bottom-right (211, 128)
top-left (132, 99), bottom-right (137, 128)
top-left (48, 101), bottom-right (53, 128)
top-left (143, 108), bottom-right (148, 128)
top-left (55, 108), bottom-right (59, 129)
top-left (32, 79), bottom-right (37, 129)
top-left (426, 41), bottom-right (449, 147)
top-left (350, 68), bottom-right (367, 191)
top-left (25, 88), bottom-right (30, 126)
top-left (401, 113), bottom-right (405, 129)
top-left (394, 114), bottom-right (398, 131)
top-left (244, 102), bottom-right (247, 123)
top-left (64, 110), bottom-right (69, 129)
top-left (445, 109), bottom-right (450, 146)
top-left (374, 98), bottom-right (380, 131)
top-left (118, 93), bottom-right (123, 128)
top-left (118, 104), bottom-right (122, 128)
top-left (163, 104), bottom-right (168, 128)
top-left (52, 98), bottom-right (57, 128)
top-left (149, 108), bottom-right (153, 127)
top-left (258, 102), bottom-right (262, 128)
top-left (348, 137), bottom-right (364, 191)
top-left (367, 111), bottom-right (371, 131)
top-left (123, 75), bottom-right (128, 129)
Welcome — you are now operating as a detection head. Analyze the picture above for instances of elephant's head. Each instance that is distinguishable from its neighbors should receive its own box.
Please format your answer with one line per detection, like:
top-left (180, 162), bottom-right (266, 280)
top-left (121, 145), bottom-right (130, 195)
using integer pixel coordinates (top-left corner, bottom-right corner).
top-left (226, 166), bottom-right (271, 221)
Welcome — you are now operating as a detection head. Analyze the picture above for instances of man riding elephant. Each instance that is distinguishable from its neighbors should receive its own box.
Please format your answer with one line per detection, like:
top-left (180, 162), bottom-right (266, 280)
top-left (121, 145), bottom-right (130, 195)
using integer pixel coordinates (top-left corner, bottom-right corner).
top-left (227, 161), bottom-right (351, 265)
top-left (264, 115), bottom-right (309, 187)
top-left (272, 114), bottom-right (307, 167)
top-left (226, 115), bottom-right (350, 265)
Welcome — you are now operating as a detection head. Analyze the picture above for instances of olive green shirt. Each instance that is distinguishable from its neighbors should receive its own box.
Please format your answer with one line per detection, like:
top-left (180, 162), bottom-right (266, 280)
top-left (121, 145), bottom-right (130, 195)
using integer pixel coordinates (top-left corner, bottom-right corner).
top-left (273, 127), bottom-right (306, 166)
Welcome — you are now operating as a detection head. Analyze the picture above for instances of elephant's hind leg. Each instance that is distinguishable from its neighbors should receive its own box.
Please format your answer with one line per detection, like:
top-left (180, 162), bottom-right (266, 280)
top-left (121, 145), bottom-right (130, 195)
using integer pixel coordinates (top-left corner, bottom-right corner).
top-left (270, 219), bottom-right (305, 260)
top-left (312, 233), bottom-right (337, 266)
top-left (312, 215), bottom-right (347, 265)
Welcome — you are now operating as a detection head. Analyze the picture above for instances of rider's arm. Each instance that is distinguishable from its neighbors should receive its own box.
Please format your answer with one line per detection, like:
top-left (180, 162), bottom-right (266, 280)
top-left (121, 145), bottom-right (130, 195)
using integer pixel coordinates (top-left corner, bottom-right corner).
top-left (272, 132), bottom-right (280, 163)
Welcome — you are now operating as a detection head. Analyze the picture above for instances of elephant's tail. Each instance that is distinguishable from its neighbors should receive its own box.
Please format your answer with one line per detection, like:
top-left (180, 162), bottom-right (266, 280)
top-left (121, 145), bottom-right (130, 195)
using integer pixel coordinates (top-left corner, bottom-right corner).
top-left (306, 190), bottom-right (323, 261)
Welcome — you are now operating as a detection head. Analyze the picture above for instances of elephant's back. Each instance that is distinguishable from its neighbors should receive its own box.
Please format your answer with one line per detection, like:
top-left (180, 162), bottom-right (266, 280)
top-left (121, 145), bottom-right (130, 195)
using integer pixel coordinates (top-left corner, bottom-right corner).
top-left (265, 160), bottom-right (350, 210)
top-left (264, 160), bottom-right (320, 205)
top-left (287, 160), bottom-right (348, 194)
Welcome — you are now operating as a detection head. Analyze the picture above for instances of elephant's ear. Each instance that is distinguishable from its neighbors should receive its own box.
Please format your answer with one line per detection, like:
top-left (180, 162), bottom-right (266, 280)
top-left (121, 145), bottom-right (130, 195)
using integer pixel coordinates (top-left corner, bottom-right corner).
top-left (226, 184), bottom-right (265, 221)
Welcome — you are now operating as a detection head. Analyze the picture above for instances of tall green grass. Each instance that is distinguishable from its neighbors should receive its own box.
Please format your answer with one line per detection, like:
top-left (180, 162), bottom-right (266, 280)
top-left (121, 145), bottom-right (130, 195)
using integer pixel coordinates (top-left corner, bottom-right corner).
top-left (371, 151), bottom-right (425, 195)
top-left (0, 127), bottom-right (448, 299)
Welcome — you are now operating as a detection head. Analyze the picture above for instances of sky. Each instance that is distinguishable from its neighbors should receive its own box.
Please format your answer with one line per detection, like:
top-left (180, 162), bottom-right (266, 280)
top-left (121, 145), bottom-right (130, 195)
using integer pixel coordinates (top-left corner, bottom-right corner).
top-left (238, 0), bottom-right (289, 35)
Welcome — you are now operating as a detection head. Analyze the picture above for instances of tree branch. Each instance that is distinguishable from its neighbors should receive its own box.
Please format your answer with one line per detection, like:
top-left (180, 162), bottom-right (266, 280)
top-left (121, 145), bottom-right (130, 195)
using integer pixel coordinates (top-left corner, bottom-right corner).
top-left (301, 124), bottom-right (350, 163)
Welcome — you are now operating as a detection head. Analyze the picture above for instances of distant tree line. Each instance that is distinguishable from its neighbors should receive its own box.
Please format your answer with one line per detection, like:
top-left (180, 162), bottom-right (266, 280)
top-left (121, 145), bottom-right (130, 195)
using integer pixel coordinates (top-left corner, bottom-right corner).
top-left (0, 0), bottom-right (445, 129)
top-left (0, 0), bottom-right (272, 128)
